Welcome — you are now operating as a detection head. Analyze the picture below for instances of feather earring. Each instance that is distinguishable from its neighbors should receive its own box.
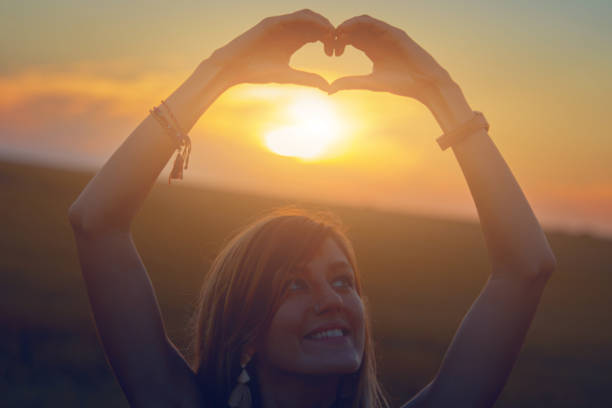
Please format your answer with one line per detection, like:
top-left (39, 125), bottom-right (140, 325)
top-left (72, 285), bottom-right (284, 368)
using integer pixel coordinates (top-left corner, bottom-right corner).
top-left (228, 352), bottom-right (252, 408)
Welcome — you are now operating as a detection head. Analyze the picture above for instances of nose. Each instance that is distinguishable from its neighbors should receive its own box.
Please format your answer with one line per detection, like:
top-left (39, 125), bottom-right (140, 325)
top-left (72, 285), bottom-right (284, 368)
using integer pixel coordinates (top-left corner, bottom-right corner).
top-left (312, 282), bottom-right (343, 314)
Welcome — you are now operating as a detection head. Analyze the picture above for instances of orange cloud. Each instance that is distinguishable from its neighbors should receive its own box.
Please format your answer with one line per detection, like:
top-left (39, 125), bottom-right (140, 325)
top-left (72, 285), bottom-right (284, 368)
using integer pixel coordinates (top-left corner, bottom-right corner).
top-left (1, 63), bottom-right (611, 239)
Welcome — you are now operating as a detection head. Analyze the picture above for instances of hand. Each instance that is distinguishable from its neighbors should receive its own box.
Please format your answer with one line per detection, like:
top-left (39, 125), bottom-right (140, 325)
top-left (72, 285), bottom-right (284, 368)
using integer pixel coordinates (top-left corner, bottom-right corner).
top-left (209, 9), bottom-right (334, 92)
top-left (329, 15), bottom-right (454, 105)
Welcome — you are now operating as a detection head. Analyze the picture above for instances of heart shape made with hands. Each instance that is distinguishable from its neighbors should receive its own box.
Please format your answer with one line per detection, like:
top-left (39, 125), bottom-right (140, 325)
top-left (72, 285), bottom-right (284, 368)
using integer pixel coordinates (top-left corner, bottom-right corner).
top-left (219, 10), bottom-right (462, 159)
top-left (261, 43), bottom-right (378, 162)
top-left (289, 42), bottom-right (374, 92)
top-left (214, 11), bottom-right (446, 104)
top-left (280, 13), bottom-right (441, 102)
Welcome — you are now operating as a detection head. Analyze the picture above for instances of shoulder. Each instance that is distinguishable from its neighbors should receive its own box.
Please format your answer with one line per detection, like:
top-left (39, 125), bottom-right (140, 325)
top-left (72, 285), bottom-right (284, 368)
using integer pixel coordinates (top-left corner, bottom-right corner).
top-left (399, 382), bottom-right (433, 408)
top-left (128, 348), bottom-right (210, 408)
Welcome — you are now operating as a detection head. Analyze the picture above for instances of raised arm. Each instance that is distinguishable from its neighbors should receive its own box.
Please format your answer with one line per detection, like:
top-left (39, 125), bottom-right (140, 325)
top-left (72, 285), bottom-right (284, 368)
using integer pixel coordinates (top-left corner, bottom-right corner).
top-left (68, 10), bottom-right (334, 407)
top-left (330, 15), bottom-right (556, 408)
top-left (68, 54), bottom-right (227, 407)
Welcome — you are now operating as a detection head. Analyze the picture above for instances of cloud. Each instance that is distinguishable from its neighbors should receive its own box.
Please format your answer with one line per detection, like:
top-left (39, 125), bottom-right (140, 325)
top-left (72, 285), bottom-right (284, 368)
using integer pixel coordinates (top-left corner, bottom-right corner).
top-left (1, 64), bottom-right (611, 239)
top-left (0, 68), bottom-right (159, 159)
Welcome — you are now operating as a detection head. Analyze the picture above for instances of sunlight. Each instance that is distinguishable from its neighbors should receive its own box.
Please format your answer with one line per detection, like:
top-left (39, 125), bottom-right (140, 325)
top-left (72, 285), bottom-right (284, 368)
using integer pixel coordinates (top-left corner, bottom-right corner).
top-left (264, 93), bottom-right (344, 160)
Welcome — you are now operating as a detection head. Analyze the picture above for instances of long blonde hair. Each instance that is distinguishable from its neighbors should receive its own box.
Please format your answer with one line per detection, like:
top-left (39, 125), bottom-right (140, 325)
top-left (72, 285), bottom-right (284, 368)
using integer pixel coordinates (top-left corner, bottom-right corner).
top-left (191, 206), bottom-right (389, 408)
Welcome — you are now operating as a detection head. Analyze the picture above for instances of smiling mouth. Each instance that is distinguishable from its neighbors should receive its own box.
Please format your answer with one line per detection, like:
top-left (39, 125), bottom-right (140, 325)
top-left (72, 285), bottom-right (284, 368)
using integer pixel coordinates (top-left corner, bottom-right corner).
top-left (304, 328), bottom-right (349, 340)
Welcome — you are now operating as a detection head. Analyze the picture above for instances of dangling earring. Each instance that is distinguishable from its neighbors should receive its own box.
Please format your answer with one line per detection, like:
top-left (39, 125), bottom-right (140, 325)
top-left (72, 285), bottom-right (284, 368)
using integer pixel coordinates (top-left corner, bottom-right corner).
top-left (228, 352), bottom-right (252, 408)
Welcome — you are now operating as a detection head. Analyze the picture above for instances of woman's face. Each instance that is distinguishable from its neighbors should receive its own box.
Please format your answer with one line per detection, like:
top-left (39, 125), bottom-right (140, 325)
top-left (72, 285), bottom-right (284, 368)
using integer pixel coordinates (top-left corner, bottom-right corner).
top-left (256, 236), bottom-right (365, 375)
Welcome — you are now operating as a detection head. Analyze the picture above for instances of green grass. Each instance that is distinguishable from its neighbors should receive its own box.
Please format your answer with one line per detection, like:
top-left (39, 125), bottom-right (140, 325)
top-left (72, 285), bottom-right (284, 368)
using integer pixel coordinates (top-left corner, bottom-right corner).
top-left (1, 160), bottom-right (610, 407)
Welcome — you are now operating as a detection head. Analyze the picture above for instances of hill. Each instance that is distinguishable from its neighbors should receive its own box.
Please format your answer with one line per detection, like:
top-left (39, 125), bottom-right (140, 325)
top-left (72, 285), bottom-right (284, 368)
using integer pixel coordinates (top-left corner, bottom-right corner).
top-left (1, 160), bottom-right (610, 407)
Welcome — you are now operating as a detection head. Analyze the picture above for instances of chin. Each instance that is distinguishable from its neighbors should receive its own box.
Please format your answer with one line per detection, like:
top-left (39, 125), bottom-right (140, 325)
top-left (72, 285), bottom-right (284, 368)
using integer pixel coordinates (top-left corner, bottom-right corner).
top-left (297, 335), bottom-right (363, 373)
top-left (318, 362), bottom-right (361, 375)
top-left (297, 353), bottom-right (362, 375)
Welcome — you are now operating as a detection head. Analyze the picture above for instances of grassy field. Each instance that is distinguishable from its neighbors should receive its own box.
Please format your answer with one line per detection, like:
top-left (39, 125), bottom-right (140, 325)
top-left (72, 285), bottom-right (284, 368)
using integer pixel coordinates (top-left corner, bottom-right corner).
top-left (1, 160), bottom-right (611, 407)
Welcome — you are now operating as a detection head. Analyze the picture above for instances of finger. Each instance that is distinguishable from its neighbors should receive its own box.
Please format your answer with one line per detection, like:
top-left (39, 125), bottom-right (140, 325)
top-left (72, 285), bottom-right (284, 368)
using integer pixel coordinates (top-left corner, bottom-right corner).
top-left (334, 29), bottom-right (385, 61)
top-left (290, 8), bottom-right (333, 27)
top-left (277, 67), bottom-right (331, 92)
top-left (328, 74), bottom-right (382, 95)
top-left (279, 9), bottom-right (335, 49)
top-left (301, 14), bottom-right (335, 54)
top-left (334, 15), bottom-right (396, 59)
top-left (334, 33), bottom-right (347, 57)
top-left (323, 31), bottom-right (334, 57)
top-left (335, 14), bottom-right (391, 37)
top-left (336, 15), bottom-right (446, 79)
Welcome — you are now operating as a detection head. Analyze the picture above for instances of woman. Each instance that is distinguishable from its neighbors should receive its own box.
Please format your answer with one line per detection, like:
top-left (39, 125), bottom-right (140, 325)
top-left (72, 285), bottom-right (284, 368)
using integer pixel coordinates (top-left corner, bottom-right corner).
top-left (68, 9), bottom-right (557, 408)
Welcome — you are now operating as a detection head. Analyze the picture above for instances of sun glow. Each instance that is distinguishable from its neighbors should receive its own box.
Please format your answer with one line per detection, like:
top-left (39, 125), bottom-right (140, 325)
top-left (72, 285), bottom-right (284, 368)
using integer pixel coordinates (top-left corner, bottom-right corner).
top-left (264, 94), bottom-right (344, 160)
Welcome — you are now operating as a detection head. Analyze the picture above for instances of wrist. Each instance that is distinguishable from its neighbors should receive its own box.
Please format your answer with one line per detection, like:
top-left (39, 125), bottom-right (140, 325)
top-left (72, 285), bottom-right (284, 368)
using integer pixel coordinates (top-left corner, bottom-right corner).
top-left (193, 57), bottom-right (233, 95)
top-left (164, 58), bottom-right (230, 133)
top-left (423, 80), bottom-right (474, 134)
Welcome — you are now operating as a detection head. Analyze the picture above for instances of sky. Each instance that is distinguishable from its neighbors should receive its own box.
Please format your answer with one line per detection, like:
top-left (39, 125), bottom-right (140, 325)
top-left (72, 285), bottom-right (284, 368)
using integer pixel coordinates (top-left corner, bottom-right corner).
top-left (1, 0), bottom-right (611, 238)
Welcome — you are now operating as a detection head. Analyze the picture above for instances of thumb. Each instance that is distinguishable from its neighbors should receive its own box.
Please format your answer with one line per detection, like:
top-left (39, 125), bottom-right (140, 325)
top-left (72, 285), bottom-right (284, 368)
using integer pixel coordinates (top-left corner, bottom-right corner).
top-left (276, 67), bottom-right (330, 93)
top-left (328, 74), bottom-right (381, 95)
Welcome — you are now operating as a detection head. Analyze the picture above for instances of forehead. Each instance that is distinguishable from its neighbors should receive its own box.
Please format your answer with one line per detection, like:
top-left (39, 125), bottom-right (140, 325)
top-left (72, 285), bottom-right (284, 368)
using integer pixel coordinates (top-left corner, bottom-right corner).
top-left (292, 236), bottom-right (354, 275)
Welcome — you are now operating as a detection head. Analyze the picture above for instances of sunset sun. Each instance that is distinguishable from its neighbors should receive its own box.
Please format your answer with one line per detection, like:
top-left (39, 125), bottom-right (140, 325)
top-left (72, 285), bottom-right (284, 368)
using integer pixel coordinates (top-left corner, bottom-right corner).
top-left (264, 94), bottom-right (344, 160)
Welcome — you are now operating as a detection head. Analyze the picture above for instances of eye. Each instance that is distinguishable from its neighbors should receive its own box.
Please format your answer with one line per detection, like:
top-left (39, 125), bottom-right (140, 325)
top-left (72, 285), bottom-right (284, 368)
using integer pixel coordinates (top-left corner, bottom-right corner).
top-left (332, 275), bottom-right (354, 289)
top-left (285, 278), bottom-right (307, 292)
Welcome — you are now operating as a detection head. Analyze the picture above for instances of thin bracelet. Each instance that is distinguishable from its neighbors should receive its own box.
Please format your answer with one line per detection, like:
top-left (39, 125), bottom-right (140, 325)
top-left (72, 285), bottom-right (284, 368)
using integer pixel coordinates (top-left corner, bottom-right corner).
top-left (161, 100), bottom-right (185, 135)
top-left (436, 111), bottom-right (489, 151)
top-left (160, 100), bottom-right (192, 175)
top-left (150, 105), bottom-right (182, 147)
top-left (149, 100), bottom-right (192, 183)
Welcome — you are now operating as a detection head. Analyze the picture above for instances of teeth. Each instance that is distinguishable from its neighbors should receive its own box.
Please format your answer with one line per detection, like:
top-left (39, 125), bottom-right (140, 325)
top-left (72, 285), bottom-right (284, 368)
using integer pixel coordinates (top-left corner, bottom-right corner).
top-left (309, 328), bottom-right (344, 340)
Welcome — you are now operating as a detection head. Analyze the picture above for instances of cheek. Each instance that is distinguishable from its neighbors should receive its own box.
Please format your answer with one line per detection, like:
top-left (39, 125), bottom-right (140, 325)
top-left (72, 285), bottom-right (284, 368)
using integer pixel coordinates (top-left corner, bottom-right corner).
top-left (347, 295), bottom-right (366, 350)
top-left (261, 300), bottom-right (307, 360)
top-left (269, 299), bottom-right (307, 334)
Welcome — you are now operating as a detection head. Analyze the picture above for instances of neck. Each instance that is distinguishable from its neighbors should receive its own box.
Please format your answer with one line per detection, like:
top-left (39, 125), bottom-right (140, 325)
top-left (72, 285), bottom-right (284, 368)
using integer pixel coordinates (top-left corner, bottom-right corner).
top-left (255, 366), bottom-right (341, 408)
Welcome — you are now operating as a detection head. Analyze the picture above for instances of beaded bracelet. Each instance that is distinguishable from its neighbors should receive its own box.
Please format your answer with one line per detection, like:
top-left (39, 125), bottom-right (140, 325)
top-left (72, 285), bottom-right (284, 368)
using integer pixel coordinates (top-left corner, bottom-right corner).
top-left (149, 100), bottom-right (192, 184)
top-left (436, 111), bottom-right (489, 151)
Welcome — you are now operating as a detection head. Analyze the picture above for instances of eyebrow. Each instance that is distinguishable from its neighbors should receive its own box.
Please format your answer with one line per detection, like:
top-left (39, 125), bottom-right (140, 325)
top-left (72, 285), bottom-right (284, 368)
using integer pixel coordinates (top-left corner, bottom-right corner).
top-left (291, 260), bottom-right (353, 275)
top-left (329, 260), bottom-right (353, 271)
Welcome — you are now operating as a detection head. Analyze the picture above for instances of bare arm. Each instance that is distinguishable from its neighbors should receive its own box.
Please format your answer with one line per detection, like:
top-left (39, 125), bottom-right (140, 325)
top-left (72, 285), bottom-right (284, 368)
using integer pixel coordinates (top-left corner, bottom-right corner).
top-left (331, 16), bottom-right (556, 408)
top-left (68, 60), bottom-right (225, 407)
top-left (68, 9), bottom-right (334, 407)
top-left (418, 77), bottom-right (556, 408)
